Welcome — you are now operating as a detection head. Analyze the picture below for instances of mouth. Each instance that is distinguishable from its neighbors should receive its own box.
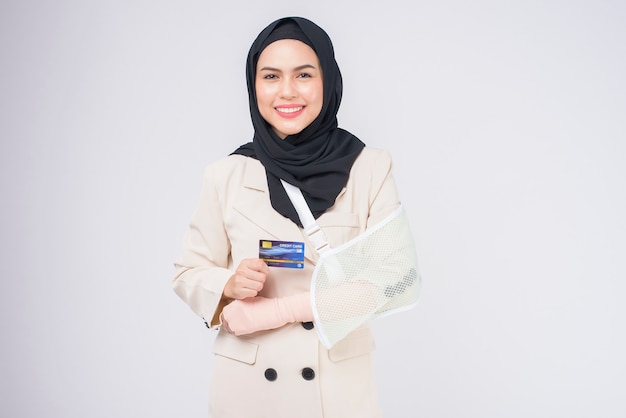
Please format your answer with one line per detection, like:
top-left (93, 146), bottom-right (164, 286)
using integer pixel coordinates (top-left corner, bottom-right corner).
top-left (275, 106), bottom-right (305, 118)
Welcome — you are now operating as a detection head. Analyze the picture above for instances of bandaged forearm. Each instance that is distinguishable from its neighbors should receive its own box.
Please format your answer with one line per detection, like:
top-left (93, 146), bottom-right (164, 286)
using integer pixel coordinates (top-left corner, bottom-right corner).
top-left (312, 269), bottom-right (419, 348)
top-left (315, 281), bottom-right (379, 322)
top-left (310, 206), bottom-right (421, 348)
top-left (314, 268), bottom-right (417, 320)
top-left (221, 293), bottom-right (313, 336)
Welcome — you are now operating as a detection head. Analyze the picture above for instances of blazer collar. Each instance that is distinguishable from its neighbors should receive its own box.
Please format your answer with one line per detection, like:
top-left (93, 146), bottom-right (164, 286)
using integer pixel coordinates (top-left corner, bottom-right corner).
top-left (233, 158), bottom-right (319, 263)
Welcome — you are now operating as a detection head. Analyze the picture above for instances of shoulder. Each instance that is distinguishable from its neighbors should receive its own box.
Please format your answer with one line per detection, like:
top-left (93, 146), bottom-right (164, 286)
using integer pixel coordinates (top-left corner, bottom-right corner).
top-left (203, 154), bottom-right (262, 179)
top-left (352, 147), bottom-right (394, 175)
top-left (205, 154), bottom-right (249, 173)
top-left (201, 154), bottom-right (265, 192)
top-left (355, 147), bottom-right (393, 165)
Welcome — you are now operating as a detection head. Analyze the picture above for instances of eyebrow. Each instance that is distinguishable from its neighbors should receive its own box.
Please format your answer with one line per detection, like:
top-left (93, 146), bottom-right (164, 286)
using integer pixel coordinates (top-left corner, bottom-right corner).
top-left (257, 64), bottom-right (317, 72)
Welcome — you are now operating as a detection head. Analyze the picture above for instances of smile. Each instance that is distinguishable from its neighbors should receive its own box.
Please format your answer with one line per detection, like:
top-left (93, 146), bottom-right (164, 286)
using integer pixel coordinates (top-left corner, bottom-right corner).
top-left (275, 106), bottom-right (305, 119)
top-left (276, 106), bottom-right (304, 114)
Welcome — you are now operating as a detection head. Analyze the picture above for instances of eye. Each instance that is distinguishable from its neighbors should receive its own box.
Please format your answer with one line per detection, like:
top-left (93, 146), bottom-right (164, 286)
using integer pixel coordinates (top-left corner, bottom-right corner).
top-left (263, 74), bottom-right (278, 80)
top-left (297, 73), bottom-right (312, 79)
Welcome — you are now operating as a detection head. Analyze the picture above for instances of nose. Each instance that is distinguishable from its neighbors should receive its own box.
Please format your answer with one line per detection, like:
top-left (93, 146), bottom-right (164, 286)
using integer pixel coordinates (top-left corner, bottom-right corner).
top-left (279, 78), bottom-right (296, 99)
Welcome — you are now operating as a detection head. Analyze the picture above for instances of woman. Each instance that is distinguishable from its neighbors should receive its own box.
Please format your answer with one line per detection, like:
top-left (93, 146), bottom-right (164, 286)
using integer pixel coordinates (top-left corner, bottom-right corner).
top-left (173, 16), bottom-right (418, 418)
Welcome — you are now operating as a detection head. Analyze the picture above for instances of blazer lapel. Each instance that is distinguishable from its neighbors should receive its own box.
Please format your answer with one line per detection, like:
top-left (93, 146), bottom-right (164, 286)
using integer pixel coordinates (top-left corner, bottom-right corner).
top-left (233, 159), bottom-right (319, 263)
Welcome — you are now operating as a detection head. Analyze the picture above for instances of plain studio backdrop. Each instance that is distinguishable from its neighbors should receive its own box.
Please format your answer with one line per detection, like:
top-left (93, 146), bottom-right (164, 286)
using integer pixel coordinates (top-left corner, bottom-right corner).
top-left (1, 1), bottom-right (624, 417)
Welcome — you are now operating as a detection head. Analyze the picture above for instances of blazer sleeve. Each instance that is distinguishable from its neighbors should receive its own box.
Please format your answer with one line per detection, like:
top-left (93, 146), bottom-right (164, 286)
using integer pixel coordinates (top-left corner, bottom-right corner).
top-left (173, 164), bottom-right (233, 328)
top-left (365, 149), bottom-right (401, 228)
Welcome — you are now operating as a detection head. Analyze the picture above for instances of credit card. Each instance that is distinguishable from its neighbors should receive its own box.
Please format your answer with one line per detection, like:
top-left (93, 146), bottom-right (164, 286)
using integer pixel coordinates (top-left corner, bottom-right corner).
top-left (259, 240), bottom-right (305, 268)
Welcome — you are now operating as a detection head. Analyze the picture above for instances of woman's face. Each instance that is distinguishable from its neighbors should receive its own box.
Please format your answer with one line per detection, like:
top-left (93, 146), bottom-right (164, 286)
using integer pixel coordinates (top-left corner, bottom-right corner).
top-left (255, 39), bottom-right (323, 139)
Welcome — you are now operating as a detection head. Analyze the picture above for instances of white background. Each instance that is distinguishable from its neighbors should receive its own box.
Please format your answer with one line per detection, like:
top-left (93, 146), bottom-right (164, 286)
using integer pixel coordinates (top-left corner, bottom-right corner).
top-left (1, 1), bottom-right (625, 417)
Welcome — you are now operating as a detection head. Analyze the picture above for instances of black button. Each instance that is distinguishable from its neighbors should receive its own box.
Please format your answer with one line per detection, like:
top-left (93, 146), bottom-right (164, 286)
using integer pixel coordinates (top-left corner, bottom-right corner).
top-left (204, 321), bottom-right (210, 329)
top-left (301, 367), bottom-right (315, 381)
top-left (301, 321), bottom-right (314, 330)
top-left (264, 368), bottom-right (278, 382)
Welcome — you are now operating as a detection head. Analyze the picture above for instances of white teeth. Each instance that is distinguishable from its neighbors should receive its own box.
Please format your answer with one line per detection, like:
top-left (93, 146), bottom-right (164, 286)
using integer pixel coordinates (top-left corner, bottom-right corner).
top-left (276, 106), bottom-right (303, 113)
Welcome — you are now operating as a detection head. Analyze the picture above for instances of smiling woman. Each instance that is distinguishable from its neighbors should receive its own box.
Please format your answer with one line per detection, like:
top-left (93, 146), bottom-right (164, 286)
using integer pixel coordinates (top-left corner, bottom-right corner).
top-left (255, 39), bottom-right (324, 139)
top-left (173, 16), bottom-right (421, 418)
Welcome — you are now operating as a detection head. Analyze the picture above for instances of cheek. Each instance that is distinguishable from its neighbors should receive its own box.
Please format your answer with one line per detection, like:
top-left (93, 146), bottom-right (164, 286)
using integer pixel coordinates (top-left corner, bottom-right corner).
top-left (308, 81), bottom-right (324, 112)
top-left (255, 88), bottom-right (276, 121)
top-left (255, 85), bottom-right (269, 105)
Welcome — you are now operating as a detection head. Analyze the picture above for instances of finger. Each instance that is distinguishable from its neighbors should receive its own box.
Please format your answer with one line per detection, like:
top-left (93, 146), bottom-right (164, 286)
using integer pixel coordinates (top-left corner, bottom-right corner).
top-left (238, 284), bottom-right (260, 298)
top-left (236, 262), bottom-right (267, 282)
top-left (254, 259), bottom-right (270, 274)
top-left (243, 273), bottom-right (267, 290)
top-left (242, 258), bottom-right (269, 275)
top-left (238, 269), bottom-right (268, 292)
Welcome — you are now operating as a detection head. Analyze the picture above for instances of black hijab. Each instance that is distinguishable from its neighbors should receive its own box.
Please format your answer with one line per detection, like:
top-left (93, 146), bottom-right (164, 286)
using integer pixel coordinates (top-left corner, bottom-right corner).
top-left (232, 17), bottom-right (365, 227)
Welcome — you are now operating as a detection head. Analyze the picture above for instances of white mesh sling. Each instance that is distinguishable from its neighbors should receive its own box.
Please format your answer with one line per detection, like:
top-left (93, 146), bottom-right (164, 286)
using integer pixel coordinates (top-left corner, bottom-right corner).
top-left (281, 180), bottom-right (421, 348)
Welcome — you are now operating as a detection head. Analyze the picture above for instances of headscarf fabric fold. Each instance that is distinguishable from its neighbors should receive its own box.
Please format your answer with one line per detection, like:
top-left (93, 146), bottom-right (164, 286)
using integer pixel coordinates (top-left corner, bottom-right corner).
top-left (232, 17), bottom-right (365, 227)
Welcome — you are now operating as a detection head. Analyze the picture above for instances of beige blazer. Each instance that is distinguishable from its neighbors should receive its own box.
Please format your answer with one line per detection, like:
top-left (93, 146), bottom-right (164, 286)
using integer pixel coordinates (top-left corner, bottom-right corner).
top-left (174, 147), bottom-right (400, 418)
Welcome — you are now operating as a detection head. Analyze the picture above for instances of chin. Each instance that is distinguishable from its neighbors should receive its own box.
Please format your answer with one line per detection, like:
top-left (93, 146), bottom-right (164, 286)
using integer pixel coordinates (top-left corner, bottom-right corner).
top-left (273, 125), bottom-right (307, 139)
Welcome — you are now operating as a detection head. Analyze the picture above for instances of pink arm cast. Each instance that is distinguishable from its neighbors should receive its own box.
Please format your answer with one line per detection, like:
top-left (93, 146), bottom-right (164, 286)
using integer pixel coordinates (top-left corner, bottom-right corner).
top-left (220, 292), bottom-right (313, 336)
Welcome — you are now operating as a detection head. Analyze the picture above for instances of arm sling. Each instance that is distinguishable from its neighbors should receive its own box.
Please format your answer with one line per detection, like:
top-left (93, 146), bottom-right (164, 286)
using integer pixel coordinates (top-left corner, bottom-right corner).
top-left (281, 180), bottom-right (422, 348)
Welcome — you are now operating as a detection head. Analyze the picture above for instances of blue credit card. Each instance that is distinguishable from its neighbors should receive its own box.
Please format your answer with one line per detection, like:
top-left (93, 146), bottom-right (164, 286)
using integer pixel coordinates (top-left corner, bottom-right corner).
top-left (259, 240), bottom-right (305, 268)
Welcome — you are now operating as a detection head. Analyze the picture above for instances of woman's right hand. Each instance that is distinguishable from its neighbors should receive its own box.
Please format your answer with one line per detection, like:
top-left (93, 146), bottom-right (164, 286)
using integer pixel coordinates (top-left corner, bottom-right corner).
top-left (223, 258), bottom-right (269, 300)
